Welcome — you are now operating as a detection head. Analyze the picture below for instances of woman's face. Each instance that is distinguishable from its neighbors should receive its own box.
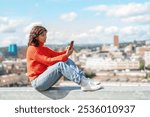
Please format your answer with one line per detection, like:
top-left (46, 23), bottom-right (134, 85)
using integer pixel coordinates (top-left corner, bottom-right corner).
top-left (37, 31), bottom-right (47, 43)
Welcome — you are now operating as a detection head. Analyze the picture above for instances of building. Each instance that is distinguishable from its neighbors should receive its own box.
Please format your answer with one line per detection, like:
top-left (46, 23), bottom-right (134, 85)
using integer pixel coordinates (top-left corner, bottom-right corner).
top-left (124, 44), bottom-right (133, 53)
top-left (114, 35), bottom-right (119, 47)
top-left (144, 51), bottom-right (150, 66)
top-left (109, 51), bottom-right (123, 59)
top-left (8, 44), bottom-right (18, 57)
top-left (136, 46), bottom-right (150, 56)
top-left (84, 57), bottom-right (140, 71)
top-left (0, 52), bottom-right (4, 61)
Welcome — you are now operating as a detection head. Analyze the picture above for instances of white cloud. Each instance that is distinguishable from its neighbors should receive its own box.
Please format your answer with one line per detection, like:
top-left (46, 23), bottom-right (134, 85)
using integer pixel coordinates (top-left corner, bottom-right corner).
top-left (46, 30), bottom-right (69, 44)
top-left (1, 36), bottom-right (20, 47)
top-left (0, 17), bottom-right (30, 47)
top-left (24, 22), bottom-right (43, 40)
top-left (122, 14), bottom-right (150, 23)
top-left (70, 33), bottom-right (99, 44)
top-left (107, 2), bottom-right (150, 17)
top-left (85, 2), bottom-right (150, 24)
top-left (0, 16), bottom-right (23, 33)
top-left (120, 25), bottom-right (149, 37)
top-left (88, 25), bottom-right (119, 37)
top-left (86, 2), bottom-right (150, 17)
top-left (104, 26), bottom-right (119, 35)
top-left (22, 23), bottom-right (150, 45)
top-left (24, 22), bottom-right (43, 34)
top-left (69, 25), bottom-right (150, 44)
top-left (120, 26), bottom-right (139, 36)
top-left (60, 12), bottom-right (77, 22)
top-left (70, 26), bottom-right (107, 44)
top-left (75, 32), bottom-right (88, 39)
top-left (0, 23), bottom-right (149, 46)
top-left (1, 1), bottom-right (149, 47)
top-left (89, 26), bottom-right (104, 33)
top-left (85, 5), bottom-right (108, 12)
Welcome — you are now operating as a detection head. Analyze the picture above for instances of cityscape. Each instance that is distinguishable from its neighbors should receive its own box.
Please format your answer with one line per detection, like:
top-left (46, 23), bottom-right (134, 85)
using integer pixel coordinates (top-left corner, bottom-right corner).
top-left (0, 1), bottom-right (150, 116)
top-left (0, 35), bottom-right (150, 87)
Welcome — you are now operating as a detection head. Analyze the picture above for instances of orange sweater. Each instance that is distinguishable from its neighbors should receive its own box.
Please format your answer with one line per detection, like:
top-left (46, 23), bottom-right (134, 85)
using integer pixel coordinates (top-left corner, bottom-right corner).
top-left (26, 43), bottom-right (68, 81)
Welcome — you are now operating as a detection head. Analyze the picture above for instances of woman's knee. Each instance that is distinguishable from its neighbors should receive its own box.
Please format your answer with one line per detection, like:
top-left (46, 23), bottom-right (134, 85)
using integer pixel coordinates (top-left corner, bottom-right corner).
top-left (47, 62), bottom-right (65, 70)
top-left (57, 61), bottom-right (66, 66)
top-left (34, 84), bottom-right (49, 91)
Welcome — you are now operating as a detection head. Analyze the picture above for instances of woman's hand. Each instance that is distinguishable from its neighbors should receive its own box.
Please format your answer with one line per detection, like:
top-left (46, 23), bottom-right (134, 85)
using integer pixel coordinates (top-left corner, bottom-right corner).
top-left (65, 46), bottom-right (74, 57)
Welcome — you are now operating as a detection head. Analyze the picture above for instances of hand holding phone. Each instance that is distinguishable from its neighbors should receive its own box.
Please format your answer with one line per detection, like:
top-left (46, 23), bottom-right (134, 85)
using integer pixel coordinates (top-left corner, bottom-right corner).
top-left (66, 41), bottom-right (74, 57)
top-left (69, 41), bottom-right (74, 50)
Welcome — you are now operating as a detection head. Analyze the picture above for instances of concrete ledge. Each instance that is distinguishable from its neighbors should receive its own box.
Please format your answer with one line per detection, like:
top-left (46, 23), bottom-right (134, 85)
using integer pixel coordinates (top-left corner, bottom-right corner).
top-left (0, 86), bottom-right (150, 100)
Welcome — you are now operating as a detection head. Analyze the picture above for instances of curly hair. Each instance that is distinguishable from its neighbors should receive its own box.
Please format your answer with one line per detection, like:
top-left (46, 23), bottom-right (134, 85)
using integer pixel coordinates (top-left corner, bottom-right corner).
top-left (28, 25), bottom-right (47, 47)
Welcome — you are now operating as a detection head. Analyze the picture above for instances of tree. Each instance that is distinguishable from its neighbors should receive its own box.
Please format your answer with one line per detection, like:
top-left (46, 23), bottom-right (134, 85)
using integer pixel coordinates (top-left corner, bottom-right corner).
top-left (84, 69), bottom-right (96, 78)
top-left (139, 60), bottom-right (145, 70)
top-left (146, 65), bottom-right (150, 70)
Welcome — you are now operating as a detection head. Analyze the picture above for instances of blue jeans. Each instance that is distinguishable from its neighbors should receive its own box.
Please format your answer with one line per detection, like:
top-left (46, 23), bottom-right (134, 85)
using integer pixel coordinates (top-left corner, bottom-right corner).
top-left (31, 59), bottom-right (85, 91)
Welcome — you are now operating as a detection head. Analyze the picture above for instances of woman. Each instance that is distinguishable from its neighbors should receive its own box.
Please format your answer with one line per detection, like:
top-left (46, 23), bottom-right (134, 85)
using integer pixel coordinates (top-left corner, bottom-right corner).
top-left (26, 25), bottom-right (102, 91)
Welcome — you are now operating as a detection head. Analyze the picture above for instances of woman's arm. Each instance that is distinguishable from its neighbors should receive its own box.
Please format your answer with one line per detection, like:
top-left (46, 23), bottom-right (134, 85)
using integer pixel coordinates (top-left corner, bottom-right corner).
top-left (27, 47), bottom-right (68, 66)
top-left (45, 47), bottom-right (66, 57)
top-left (33, 51), bottom-right (68, 66)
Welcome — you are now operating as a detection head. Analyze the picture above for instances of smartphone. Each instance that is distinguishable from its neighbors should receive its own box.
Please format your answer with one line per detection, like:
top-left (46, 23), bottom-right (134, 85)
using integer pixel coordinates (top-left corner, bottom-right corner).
top-left (69, 41), bottom-right (74, 50)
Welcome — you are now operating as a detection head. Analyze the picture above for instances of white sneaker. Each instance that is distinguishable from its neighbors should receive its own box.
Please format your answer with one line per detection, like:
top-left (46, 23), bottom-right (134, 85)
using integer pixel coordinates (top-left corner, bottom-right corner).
top-left (81, 82), bottom-right (103, 91)
top-left (89, 78), bottom-right (101, 85)
top-left (81, 77), bottom-right (103, 91)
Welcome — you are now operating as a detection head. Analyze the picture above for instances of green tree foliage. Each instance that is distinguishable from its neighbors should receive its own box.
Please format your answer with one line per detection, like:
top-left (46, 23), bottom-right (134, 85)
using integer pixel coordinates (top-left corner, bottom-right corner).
top-left (146, 65), bottom-right (150, 70)
top-left (140, 60), bottom-right (145, 70)
top-left (84, 69), bottom-right (96, 78)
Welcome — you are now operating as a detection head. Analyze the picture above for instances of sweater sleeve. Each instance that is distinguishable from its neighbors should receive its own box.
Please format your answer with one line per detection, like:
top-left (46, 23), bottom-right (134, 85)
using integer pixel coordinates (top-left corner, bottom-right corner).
top-left (32, 49), bottom-right (68, 66)
top-left (45, 47), bottom-right (67, 57)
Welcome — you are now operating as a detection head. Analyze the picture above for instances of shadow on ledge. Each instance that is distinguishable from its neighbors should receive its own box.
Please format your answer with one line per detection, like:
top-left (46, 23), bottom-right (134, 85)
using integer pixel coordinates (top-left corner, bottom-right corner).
top-left (1, 86), bottom-right (150, 100)
top-left (38, 86), bottom-right (81, 100)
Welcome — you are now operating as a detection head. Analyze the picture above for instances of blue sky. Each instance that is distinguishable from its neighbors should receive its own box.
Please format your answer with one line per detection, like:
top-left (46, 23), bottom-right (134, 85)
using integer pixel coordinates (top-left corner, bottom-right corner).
top-left (0, 0), bottom-right (150, 47)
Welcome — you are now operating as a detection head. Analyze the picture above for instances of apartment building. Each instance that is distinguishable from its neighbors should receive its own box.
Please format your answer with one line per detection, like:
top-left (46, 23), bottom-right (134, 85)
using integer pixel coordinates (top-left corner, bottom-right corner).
top-left (144, 51), bottom-right (150, 66)
top-left (85, 57), bottom-right (140, 71)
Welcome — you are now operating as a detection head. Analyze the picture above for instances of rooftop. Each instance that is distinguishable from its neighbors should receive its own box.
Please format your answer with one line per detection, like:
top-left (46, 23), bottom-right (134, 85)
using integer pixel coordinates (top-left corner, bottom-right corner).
top-left (0, 82), bottom-right (150, 100)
